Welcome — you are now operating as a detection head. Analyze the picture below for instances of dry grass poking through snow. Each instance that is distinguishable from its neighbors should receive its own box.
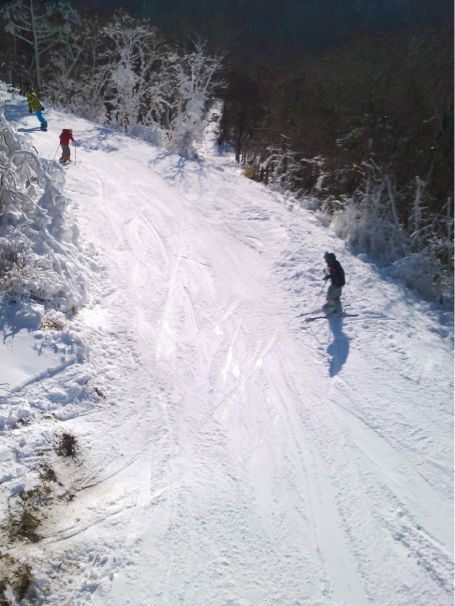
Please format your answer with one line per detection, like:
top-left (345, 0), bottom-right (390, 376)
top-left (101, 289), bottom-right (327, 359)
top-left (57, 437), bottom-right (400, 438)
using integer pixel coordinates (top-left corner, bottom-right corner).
top-left (0, 431), bottom-right (81, 603)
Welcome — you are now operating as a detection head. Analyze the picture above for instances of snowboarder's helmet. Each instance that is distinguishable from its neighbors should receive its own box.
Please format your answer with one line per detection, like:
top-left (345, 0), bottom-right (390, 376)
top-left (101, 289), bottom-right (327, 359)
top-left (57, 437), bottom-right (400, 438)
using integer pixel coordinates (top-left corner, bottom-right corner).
top-left (324, 252), bottom-right (336, 262)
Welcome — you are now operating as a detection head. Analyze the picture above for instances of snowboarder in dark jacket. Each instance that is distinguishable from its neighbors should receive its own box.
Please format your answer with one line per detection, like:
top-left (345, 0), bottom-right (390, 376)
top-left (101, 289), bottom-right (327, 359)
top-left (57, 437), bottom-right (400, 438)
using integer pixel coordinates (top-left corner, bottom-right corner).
top-left (322, 252), bottom-right (345, 314)
top-left (27, 89), bottom-right (47, 131)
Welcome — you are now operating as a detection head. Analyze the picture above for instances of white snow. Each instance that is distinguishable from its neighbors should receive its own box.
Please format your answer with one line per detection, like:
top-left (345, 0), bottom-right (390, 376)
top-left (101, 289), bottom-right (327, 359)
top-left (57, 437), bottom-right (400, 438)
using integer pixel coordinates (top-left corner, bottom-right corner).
top-left (1, 96), bottom-right (453, 606)
top-left (0, 327), bottom-right (70, 397)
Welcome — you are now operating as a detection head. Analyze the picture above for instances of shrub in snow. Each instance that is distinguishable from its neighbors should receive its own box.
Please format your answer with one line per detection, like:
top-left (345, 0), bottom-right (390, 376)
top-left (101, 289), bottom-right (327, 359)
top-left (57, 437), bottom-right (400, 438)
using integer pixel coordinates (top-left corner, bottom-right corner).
top-left (8, 486), bottom-right (45, 543)
top-left (0, 82), bottom-right (87, 311)
top-left (260, 145), bottom-right (303, 193)
top-left (330, 176), bottom-right (407, 264)
top-left (329, 165), bottom-right (453, 306)
top-left (0, 556), bottom-right (35, 603)
top-left (55, 431), bottom-right (78, 458)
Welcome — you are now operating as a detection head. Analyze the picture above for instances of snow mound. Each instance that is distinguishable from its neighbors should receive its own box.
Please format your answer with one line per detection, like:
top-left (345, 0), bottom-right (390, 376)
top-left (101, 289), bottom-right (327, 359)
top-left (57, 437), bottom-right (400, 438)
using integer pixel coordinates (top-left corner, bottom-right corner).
top-left (0, 83), bottom-right (87, 311)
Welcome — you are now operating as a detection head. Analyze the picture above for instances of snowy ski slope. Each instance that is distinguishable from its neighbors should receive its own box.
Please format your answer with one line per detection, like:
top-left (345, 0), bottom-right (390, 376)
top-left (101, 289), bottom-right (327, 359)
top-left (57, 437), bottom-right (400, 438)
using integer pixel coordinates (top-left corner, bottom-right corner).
top-left (1, 97), bottom-right (453, 605)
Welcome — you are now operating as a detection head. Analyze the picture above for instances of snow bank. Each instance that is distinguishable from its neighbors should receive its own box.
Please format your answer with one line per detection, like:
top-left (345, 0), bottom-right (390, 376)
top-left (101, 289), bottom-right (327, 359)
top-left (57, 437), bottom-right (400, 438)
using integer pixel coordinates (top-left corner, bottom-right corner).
top-left (0, 81), bottom-right (91, 439)
top-left (0, 82), bottom-right (87, 311)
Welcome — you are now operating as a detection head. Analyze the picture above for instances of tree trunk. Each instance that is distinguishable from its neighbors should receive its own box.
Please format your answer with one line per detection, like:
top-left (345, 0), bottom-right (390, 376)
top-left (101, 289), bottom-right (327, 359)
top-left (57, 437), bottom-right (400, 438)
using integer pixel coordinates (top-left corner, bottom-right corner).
top-left (30, 0), bottom-right (41, 93)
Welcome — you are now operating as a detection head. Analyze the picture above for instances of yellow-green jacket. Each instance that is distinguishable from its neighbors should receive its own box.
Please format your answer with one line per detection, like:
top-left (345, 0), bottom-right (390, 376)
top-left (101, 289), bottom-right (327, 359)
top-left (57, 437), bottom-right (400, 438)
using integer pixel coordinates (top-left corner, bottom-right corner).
top-left (27, 91), bottom-right (43, 112)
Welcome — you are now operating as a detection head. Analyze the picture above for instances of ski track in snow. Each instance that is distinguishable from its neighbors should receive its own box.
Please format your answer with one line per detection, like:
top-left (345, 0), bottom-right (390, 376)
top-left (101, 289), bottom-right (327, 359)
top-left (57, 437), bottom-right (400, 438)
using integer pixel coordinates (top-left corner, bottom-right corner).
top-left (1, 100), bottom-right (453, 606)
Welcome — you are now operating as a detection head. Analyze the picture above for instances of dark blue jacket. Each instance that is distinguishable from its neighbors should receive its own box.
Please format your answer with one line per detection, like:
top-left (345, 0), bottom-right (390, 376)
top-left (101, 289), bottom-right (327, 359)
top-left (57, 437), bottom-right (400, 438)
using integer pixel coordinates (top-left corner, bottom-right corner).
top-left (327, 260), bottom-right (345, 287)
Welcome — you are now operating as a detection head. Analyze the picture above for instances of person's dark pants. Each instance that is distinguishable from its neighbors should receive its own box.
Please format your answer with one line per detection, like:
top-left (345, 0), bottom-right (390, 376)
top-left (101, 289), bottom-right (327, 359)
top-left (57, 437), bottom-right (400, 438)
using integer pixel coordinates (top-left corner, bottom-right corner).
top-left (60, 144), bottom-right (70, 161)
top-left (323, 285), bottom-right (343, 313)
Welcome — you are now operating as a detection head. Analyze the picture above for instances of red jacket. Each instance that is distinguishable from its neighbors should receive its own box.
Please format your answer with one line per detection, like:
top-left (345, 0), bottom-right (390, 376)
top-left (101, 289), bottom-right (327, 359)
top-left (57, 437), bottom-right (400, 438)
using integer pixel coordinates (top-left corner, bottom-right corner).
top-left (59, 129), bottom-right (74, 145)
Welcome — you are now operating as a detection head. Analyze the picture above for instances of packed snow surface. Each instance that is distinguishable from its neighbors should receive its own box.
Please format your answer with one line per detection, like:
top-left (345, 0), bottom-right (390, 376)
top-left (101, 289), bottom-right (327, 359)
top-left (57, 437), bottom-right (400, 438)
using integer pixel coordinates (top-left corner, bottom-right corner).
top-left (1, 98), bottom-right (453, 605)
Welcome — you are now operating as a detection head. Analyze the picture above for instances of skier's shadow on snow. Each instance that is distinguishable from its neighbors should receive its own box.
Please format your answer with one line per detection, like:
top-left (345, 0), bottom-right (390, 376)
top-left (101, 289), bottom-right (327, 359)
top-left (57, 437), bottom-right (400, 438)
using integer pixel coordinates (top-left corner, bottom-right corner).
top-left (5, 103), bottom-right (46, 133)
top-left (326, 316), bottom-right (350, 376)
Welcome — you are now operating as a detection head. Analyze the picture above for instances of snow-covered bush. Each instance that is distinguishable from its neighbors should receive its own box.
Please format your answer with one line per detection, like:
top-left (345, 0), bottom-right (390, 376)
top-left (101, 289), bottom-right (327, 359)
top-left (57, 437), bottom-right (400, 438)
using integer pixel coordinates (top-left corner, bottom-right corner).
top-left (260, 145), bottom-right (304, 193)
top-left (329, 164), bottom-right (453, 306)
top-left (0, 83), bottom-right (87, 310)
top-left (331, 172), bottom-right (407, 263)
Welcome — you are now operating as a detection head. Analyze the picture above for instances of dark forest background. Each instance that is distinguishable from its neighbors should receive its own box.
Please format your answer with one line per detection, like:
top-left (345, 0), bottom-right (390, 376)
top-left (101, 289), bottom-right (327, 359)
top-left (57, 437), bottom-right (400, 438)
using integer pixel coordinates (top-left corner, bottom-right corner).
top-left (72, 1), bottom-right (451, 55)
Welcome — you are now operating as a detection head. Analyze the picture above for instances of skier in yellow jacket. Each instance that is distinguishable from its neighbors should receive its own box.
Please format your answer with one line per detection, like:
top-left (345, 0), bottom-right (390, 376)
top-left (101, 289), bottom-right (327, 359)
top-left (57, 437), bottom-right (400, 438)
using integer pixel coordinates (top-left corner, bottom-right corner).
top-left (27, 90), bottom-right (47, 131)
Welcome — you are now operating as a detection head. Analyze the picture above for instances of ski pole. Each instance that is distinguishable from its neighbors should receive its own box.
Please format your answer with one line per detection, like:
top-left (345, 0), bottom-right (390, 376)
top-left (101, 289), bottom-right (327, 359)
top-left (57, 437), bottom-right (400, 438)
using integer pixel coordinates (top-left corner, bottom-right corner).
top-left (52, 145), bottom-right (59, 161)
top-left (299, 282), bottom-right (327, 317)
top-left (312, 281), bottom-right (327, 307)
top-left (74, 142), bottom-right (77, 165)
top-left (314, 282), bottom-right (326, 304)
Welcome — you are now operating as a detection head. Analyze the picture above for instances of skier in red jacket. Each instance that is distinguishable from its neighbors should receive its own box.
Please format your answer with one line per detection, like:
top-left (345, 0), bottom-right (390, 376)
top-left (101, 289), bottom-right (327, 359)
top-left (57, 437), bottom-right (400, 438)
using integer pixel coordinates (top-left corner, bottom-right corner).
top-left (59, 129), bottom-right (75, 163)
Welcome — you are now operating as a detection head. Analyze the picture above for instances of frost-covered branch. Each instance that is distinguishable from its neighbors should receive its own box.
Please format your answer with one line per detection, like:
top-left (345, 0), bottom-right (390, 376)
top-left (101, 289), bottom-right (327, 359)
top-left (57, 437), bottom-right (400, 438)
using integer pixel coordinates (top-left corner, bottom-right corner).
top-left (1, 0), bottom-right (79, 91)
top-left (164, 41), bottom-right (224, 156)
top-left (100, 14), bottom-right (167, 134)
top-left (330, 162), bottom-right (453, 305)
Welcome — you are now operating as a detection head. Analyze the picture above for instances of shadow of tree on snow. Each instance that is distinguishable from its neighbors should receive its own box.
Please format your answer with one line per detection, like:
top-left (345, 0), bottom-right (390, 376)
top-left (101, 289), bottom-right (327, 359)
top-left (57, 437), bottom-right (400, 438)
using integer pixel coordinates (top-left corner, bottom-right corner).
top-left (148, 151), bottom-right (207, 183)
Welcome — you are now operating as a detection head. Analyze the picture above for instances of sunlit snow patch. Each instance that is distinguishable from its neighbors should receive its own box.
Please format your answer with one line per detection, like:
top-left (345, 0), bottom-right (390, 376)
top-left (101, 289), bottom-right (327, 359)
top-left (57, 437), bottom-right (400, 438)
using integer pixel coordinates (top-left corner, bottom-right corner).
top-left (0, 329), bottom-right (71, 396)
top-left (78, 306), bottom-right (110, 330)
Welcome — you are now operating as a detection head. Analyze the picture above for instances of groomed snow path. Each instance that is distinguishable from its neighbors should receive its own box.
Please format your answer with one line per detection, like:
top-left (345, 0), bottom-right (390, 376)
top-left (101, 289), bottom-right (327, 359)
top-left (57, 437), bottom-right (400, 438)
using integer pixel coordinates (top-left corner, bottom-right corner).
top-left (4, 101), bottom-right (454, 606)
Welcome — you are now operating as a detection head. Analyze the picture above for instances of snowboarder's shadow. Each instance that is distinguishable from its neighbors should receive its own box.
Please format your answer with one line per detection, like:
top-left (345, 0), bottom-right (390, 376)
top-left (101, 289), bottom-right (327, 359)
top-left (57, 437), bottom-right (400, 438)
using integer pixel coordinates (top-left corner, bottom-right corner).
top-left (326, 316), bottom-right (350, 377)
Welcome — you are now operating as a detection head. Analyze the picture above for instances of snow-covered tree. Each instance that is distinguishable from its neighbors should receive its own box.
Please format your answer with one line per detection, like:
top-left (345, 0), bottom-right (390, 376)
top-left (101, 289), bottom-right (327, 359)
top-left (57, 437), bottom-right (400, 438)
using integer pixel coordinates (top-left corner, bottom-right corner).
top-left (99, 14), bottom-right (168, 134)
top-left (43, 16), bottom-right (107, 121)
top-left (164, 42), bottom-right (223, 157)
top-left (1, 0), bottom-right (79, 93)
